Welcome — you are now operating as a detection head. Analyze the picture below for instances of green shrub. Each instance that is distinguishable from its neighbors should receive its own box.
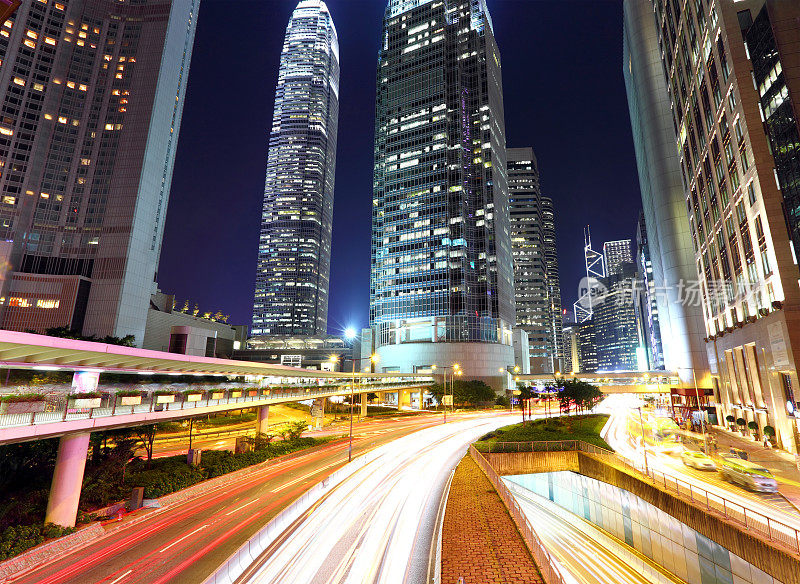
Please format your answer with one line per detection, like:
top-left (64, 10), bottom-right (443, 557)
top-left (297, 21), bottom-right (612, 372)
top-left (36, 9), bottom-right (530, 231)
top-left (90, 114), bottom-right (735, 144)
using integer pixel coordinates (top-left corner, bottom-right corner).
top-left (0, 522), bottom-right (75, 560)
top-left (764, 425), bottom-right (776, 437)
top-left (0, 393), bottom-right (46, 403)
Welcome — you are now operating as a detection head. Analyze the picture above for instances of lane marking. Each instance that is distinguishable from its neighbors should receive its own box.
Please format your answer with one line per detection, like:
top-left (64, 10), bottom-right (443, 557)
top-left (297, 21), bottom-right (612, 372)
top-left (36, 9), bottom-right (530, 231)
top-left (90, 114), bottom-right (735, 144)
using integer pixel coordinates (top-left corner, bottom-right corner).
top-left (158, 524), bottom-right (208, 553)
top-left (109, 570), bottom-right (132, 584)
top-left (225, 499), bottom-right (258, 516)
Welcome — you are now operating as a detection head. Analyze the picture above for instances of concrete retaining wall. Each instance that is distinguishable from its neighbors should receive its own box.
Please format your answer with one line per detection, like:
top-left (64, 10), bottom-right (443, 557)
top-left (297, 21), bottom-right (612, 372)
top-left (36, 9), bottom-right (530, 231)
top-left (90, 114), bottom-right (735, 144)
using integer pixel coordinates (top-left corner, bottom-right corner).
top-left (487, 451), bottom-right (800, 584)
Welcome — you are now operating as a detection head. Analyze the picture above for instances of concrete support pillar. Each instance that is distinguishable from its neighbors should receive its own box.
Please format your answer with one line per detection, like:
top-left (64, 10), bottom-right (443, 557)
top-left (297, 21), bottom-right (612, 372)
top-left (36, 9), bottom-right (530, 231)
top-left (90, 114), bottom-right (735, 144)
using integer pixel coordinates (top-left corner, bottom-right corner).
top-left (398, 389), bottom-right (410, 409)
top-left (256, 405), bottom-right (270, 434)
top-left (360, 392), bottom-right (368, 418)
top-left (45, 432), bottom-right (90, 528)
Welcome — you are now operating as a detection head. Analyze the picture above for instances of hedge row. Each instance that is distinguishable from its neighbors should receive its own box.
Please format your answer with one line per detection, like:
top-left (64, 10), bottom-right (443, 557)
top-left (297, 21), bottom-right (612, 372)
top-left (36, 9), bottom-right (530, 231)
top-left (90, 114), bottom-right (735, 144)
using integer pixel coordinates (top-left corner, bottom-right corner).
top-left (0, 523), bottom-right (75, 561)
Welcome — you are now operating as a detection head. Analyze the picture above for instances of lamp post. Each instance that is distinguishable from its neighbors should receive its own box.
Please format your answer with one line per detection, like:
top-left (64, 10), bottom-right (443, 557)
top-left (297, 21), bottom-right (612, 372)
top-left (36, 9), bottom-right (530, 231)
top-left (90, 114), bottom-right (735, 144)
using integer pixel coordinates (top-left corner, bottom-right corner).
top-left (441, 364), bottom-right (460, 423)
top-left (638, 406), bottom-right (649, 476)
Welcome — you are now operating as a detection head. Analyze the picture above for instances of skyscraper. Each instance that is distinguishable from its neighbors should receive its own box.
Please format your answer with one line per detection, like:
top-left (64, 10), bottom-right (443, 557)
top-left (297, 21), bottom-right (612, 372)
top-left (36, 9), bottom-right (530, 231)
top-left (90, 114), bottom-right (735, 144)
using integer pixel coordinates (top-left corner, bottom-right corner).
top-left (0, 0), bottom-right (199, 343)
top-left (622, 0), bottom-right (709, 384)
top-left (634, 212), bottom-right (665, 370)
top-left (603, 239), bottom-right (633, 277)
top-left (626, 0), bottom-right (800, 451)
top-left (541, 195), bottom-right (565, 372)
top-left (252, 0), bottom-right (339, 337)
top-left (594, 261), bottom-right (640, 372)
top-left (370, 0), bottom-right (516, 386)
top-left (508, 147), bottom-right (562, 374)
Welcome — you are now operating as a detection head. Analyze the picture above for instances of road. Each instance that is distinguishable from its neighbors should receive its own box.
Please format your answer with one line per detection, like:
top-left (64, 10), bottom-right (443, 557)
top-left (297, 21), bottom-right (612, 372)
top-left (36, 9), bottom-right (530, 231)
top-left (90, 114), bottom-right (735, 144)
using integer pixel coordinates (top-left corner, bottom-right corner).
top-left (10, 411), bottom-right (511, 584)
top-left (505, 480), bottom-right (682, 584)
top-left (231, 414), bottom-right (518, 584)
top-left (599, 395), bottom-right (800, 536)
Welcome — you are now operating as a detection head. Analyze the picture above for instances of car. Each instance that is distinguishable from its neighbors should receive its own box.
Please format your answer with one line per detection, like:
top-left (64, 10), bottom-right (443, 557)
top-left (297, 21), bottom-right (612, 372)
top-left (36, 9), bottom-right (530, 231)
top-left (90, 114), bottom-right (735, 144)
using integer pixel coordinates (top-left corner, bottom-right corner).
top-left (718, 457), bottom-right (779, 493)
top-left (681, 450), bottom-right (717, 470)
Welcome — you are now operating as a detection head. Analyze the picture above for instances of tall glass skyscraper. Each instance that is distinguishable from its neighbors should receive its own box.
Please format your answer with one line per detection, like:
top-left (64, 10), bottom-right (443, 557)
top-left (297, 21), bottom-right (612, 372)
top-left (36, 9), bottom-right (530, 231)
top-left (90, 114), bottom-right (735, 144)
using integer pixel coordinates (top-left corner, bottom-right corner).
top-left (252, 0), bottom-right (339, 337)
top-left (370, 0), bottom-right (516, 386)
top-left (0, 0), bottom-right (198, 344)
top-left (624, 0), bottom-right (800, 451)
top-left (507, 147), bottom-right (563, 374)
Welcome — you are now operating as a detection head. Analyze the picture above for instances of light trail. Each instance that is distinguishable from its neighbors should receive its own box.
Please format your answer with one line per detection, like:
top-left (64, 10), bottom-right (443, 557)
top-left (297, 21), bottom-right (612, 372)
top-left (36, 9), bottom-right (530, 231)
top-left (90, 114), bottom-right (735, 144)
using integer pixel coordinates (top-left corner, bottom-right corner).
top-left (234, 415), bottom-right (519, 584)
top-left (505, 480), bottom-right (683, 584)
top-left (598, 395), bottom-right (800, 541)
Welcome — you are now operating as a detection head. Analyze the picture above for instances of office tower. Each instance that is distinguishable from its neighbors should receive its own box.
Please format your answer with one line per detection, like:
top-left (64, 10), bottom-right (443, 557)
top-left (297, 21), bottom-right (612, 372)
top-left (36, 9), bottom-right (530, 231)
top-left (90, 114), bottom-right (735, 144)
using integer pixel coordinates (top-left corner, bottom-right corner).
top-left (623, 0), bottom-right (709, 385)
top-left (576, 320), bottom-right (598, 373)
top-left (635, 212), bottom-right (665, 370)
top-left (628, 0), bottom-right (800, 451)
top-left (0, 0), bottom-right (199, 343)
top-left (603, 239), bottom-right (633, 277)
top-left (594, 262), bottom-right (640, 372)
top-left (541, 195), bottom-right (565, 372)
top-left (370, 0), bottom-right (515, 387)
top-left (574, 227), bottom-right (606, 324)
top-left (252, 0), bottom-right (339, 337)
top-left (562, 323), bottom-right (580, 374)
top-left (508, 147), bottom-right (562, 374)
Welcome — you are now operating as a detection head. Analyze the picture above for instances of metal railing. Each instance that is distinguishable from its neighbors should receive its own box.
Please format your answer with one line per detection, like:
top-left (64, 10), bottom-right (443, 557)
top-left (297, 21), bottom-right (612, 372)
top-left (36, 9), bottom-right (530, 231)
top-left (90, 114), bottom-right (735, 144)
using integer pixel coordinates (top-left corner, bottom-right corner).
top-left (479, 440), bottom-right (800, 555)
top-left (469, 444), bottom-right (568, 584)
top-left (0, 382), bottom-right (431, 431)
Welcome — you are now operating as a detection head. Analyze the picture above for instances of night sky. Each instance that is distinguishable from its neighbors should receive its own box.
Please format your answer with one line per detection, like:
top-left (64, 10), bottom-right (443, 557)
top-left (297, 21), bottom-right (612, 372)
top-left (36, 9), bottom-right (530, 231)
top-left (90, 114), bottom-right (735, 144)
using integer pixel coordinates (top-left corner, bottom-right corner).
top-left (158, 0), bottom-right (642, 334)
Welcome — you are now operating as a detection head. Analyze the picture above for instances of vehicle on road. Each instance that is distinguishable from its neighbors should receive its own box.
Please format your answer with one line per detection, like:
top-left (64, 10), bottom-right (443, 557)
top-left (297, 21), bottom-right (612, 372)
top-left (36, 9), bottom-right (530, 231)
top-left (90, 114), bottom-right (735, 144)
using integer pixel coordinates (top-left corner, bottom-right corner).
top-left (680, 450), bottom-right (716, 471)
top-left (630, 415), bottom-right (683, 454)
top-left (718, 456), bottom-right (778, 492)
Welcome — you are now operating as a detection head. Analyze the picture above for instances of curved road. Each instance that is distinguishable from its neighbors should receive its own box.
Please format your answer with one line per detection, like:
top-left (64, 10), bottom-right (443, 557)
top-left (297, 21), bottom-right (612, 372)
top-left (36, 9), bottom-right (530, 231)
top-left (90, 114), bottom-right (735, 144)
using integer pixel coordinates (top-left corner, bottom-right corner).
top-left (9, 412), bottom-right (513, 584)
top-left (231, 416), bottom-right (518, 584)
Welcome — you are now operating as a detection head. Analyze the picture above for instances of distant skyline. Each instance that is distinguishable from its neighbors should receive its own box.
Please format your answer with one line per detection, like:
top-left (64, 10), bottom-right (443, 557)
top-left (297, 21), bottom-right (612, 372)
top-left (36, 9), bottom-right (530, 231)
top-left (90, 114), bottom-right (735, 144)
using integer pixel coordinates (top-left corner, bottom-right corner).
top-left (159, 0), bottom-right (642, 333)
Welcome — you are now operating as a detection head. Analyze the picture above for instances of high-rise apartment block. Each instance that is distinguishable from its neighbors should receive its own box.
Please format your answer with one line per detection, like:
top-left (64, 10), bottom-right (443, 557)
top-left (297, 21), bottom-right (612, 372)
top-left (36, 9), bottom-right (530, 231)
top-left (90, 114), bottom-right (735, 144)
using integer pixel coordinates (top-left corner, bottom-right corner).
top-left (370, 0), bottom-right (516, 386)
top-left (252, 0), bottom-right (339, 337)
top-left (0, 0), bottom-right (199, 343)
top-left (603, 239), bottom-right (634, 277)
top-left (627, 0), bottom-right (800, 450)
top-left (508, 147), bottom-right (563, 374)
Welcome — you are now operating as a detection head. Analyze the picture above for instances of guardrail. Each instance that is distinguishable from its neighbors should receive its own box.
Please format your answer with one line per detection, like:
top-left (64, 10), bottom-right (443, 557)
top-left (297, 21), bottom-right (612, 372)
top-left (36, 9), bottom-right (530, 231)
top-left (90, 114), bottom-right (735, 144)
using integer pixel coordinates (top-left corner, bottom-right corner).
top-left (478, 440), bottom-right (800, 555)
top-left (469, 444), bottom-right (568, 584)
top-left (0, 382), bottom-right (431, 431)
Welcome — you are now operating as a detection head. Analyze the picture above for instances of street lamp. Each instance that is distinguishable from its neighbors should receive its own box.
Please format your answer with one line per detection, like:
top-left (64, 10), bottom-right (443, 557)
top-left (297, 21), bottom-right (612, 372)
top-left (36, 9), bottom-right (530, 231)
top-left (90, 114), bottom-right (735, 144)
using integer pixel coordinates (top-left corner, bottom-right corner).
top-left (638, 406), bottom-right (649, 476)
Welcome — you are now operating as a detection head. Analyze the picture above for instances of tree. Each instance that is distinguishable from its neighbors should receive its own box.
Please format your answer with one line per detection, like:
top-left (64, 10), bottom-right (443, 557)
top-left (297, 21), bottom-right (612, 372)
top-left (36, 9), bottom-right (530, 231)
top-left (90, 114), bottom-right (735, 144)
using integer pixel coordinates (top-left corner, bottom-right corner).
top-left (429, 379), bottom-right (495, 407)
top-left (133, 425), bottom-right (158, 467)
top-left (555, 379), bottom-right (602, 414)
top-left (517, 385), bottom-right (534, 424)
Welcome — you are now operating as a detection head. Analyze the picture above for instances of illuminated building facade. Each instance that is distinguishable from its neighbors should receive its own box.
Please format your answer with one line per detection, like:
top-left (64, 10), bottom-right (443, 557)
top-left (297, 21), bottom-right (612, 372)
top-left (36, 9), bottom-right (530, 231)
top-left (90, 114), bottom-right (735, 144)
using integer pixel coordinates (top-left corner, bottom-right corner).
top-left (603, 239), bottom-right (633, 277)
top-left (252, 0), bottom-right (339, 337)
top-left (622, 0), bottom-right (709, 389)
top-left (627, 0), bottom-right (800, 451)
top-left (508, 147), bottom-right (563, 374)
top-left (634, 212), bottom-right (665, 370)
top-left (370, 0), bottom-right (516, 387)
top-left (0, 0), bottom-right (198, 343)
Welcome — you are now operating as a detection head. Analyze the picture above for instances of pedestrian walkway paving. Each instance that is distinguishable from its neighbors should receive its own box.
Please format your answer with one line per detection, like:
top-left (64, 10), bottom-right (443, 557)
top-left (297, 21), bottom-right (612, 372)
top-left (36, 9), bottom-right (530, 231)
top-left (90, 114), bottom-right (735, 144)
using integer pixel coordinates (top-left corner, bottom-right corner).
top-left (441, 454), bottom-right (544, 584)
top-left (706, 425), bottom-right (800, 510)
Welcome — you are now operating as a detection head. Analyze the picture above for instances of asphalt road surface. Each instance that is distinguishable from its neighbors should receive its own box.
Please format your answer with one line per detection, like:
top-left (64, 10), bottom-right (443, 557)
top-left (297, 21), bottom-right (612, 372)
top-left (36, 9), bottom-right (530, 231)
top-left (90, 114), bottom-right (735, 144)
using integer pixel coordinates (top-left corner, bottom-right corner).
top-left (232, 415), bottom-right (518, 584)
top-left (11, 411), bottom-right (513, 584)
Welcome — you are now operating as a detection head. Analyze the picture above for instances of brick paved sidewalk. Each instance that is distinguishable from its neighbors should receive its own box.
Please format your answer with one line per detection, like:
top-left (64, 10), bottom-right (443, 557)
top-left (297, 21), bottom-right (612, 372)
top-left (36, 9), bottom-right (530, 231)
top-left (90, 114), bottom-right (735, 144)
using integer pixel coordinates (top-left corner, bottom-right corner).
top-left (441, 454), bottom-right (543, 584)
